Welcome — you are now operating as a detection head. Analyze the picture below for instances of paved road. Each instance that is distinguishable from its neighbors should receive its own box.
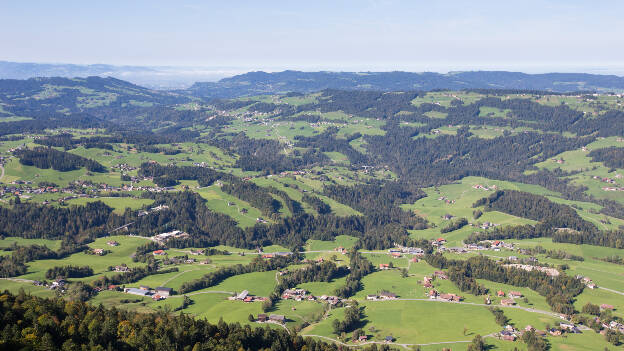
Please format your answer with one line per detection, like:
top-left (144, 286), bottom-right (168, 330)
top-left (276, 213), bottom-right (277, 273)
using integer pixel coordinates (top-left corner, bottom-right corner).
top-left (598, 286), bottom-right (624, 296)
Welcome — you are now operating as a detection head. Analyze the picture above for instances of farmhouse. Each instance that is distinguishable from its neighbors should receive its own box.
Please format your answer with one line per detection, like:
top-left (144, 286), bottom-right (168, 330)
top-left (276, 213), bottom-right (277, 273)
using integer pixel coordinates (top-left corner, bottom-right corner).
top-left (379, 263), bottom-right (390, 270)
top-left (509, 291), bottom-right (523, 298)
top-left (549, 328), bottom-right (562, 336)
top-left (379, 291), bottom-right (397, 300)
top-left (153, 230), bottom-right (189, 244)
top-left (155, 287), bottom-right (172, 297)
top-left (107, 241), bottom-right (119, 246)
top-left (439, 293), bottom-right (461, 302)
top-left (366, 294), bottom-right (378, 301)
top-left (114, 265), bottom-right (129, 272)
top-left (257, 314), bottom-right (268, 322)
top-left (601, 304), bottom-right (614, 310)
top-left (236, 290), bottom-right (249, 300)
top-left (153, 250), bottom-right (167, 256)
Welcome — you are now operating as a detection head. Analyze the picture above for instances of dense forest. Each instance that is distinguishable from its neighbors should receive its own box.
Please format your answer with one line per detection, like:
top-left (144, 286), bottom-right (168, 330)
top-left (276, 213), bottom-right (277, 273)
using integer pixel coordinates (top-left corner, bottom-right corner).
top-left (588, 147), bottom-right (624, 169)
top-left (14, 147), bottom-right (106, 172)
top-left (473, 190), bottom-right (596, 232)
top-left (425, 254), bottom-right (584, 314)
top-left (0, 291), bottom-right (348, 351)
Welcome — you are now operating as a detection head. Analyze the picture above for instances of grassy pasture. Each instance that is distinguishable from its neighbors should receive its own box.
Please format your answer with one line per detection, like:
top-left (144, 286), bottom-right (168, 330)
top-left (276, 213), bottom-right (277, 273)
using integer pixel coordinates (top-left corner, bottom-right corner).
top-left (305, 235), bottom-right (359, 252)
top-left (196, 185), bottom-right (265, 227)
top-left (65, 197), bottom-right (154, 214)
top-left (0, 237), bottom-right (61, 250)
top-left (305, 300), bottom-right (500, 344)
top-left (16, 235), bottom-right (149, 282)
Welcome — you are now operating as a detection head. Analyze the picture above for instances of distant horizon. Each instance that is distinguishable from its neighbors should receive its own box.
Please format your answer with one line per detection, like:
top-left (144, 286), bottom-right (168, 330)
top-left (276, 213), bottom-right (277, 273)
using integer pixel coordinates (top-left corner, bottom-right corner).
top-left (2, 60), bottom-right (624, 82)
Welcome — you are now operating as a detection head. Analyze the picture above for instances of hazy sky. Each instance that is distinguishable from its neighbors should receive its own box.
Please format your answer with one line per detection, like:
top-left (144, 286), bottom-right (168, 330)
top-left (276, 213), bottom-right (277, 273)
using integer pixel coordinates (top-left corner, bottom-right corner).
top-left (2, 0), bottom-right (623, 73)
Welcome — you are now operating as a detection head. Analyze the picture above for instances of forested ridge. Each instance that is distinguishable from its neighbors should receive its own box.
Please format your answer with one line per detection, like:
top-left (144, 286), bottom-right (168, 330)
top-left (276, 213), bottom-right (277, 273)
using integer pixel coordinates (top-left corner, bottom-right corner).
top-left (0, 291), bottom-right (342, 351)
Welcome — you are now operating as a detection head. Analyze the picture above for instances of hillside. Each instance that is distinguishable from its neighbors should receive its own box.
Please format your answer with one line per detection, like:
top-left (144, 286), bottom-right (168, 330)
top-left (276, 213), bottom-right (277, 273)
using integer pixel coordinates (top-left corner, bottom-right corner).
top-left (186, 70), bottom-right (624, 98)
top-left (0, 80), bottom-right (623, 350)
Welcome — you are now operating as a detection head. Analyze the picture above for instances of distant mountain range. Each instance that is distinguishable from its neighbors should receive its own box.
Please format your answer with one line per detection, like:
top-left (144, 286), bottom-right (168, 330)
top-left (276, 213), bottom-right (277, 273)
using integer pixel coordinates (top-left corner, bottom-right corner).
top-left (0, 61), bottom-right (238, 89)
top-left (185, 70), bottom-right (624, 99)
top-left (2, 61), bottom-right (624, 97)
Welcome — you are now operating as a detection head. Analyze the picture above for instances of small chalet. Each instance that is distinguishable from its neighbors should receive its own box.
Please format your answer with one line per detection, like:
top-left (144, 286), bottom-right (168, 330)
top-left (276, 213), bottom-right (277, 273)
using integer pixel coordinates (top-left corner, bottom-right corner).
top-left (107, 241), bottom-right (119, 247)
top-left (153, 250), bottom-right (167, 256)
top-left (379, 263), bottom-right (390, 270)
top-left (601, 304), bottom-right (614, 310)
top-left (358, 335), bottom-right (368, 342)
top-left (497, 290), bottom-right (505, 297)
top-left (257, 314), bottom-right (268, 322)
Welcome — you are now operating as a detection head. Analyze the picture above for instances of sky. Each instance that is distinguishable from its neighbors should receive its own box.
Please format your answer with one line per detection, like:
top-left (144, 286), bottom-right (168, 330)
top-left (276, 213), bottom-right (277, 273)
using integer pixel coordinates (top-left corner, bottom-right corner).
top-left (1, 0), bottom-right (624, 74)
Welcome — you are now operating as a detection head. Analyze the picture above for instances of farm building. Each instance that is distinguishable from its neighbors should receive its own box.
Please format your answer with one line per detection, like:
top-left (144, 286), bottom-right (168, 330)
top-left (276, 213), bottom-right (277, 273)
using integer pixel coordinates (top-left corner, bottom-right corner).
top-left (155, 287), bottom-right (173, 297)
top-left (125, 288), bottom-right (149, 296)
